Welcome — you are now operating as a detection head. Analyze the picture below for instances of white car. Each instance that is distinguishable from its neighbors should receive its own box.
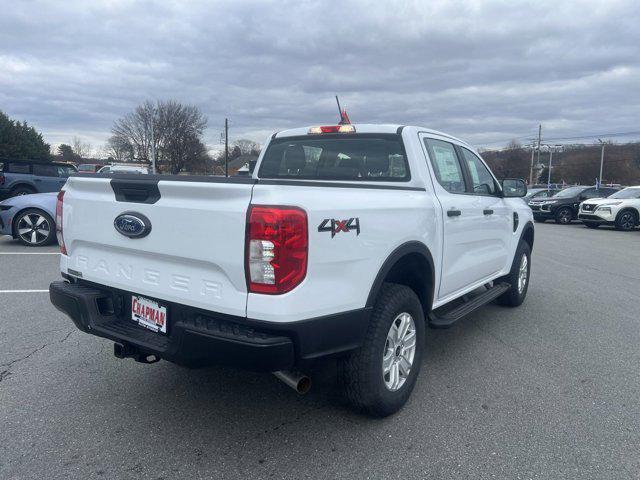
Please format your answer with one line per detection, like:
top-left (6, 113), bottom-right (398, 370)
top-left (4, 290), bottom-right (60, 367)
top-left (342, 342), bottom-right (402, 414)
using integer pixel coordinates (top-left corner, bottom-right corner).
top-left (49, 123), bottom-right (534, 416)
top-left (579, 186), bottom-right (640, 230)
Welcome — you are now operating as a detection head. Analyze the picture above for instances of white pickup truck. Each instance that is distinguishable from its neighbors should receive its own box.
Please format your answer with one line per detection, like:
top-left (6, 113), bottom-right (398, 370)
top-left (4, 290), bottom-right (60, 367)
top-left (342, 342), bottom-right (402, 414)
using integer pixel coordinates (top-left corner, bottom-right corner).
top-left (50, 123), bottom-right (534, 416)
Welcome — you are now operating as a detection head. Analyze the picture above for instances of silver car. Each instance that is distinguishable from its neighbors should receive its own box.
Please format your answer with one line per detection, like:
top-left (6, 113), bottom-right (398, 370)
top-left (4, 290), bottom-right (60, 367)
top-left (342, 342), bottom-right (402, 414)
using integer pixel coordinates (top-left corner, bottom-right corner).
top-left (0, 192), bottom-right (57, 246)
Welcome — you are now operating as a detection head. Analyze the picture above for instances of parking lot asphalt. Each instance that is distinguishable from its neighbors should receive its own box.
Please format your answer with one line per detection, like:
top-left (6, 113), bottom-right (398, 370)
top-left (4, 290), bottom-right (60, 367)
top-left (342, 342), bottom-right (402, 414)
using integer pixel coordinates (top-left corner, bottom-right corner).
top-left (1, 224), bottom-right (639, 480)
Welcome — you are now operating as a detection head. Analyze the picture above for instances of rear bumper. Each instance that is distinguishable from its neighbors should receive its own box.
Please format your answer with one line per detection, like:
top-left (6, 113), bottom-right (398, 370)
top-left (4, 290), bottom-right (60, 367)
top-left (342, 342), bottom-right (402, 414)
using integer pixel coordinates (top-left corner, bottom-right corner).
top-left (49, 280), bottom-right (370, 371)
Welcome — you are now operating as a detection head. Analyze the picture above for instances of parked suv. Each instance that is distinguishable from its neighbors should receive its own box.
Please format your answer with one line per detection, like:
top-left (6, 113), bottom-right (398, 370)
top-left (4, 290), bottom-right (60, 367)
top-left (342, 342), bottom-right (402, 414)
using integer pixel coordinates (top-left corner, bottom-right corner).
top-left (50, 123), bottom-right (534, 416)
top-left (0, 161), bottom-right (77, 198)
top-left (579, 186), bottom-right (640, 230)
top-left (529, 185), bottom-right (618, 224)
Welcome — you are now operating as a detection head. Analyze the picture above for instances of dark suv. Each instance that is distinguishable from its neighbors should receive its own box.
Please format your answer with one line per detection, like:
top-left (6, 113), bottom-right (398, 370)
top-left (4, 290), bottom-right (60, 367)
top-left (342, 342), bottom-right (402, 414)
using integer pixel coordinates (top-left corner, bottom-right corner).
top-left (529, 186), bottom-right (619, 224)
top-left (0, 161), bottom-right (77, 198)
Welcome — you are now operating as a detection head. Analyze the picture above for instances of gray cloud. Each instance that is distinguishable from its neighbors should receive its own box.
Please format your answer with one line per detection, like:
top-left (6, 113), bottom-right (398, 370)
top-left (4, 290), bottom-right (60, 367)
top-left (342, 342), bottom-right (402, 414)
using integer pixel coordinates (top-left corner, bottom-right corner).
top-left (1, 0), bottom-right (639, 152)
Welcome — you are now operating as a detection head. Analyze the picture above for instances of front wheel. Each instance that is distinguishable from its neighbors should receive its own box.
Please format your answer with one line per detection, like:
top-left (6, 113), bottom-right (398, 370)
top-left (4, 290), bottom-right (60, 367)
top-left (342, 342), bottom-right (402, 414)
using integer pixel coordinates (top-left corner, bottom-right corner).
top-left (555, 207), bottom-right (573, 224)
top-left (14, 209), bottom-right (56, 246)
top-left (496, 241), bottom-right (531, 307)
top-left (339, 283), bottom-right (425, 417)
top-left (615, 210), bottom-right (638, 231)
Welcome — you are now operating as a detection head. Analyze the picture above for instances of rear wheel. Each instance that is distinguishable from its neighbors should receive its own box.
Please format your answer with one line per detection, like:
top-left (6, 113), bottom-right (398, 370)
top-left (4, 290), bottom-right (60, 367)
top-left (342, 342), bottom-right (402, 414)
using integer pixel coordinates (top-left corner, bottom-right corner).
top-left (615, 210), bottom-right (637, 231)
top-left (555, 207), bottom-right (573, 224)
top-left (339, 283), bottom-right (425, 417)
top-left (496, 241), bottom-right (531, 307)
top-left (14, 209), bottom-right (56, 246)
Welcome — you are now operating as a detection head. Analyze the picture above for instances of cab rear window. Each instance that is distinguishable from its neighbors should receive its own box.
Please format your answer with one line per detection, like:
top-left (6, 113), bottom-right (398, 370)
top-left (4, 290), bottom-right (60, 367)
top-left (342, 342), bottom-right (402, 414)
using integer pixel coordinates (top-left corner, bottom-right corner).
top-left (258, 134), bottom-right (409, 181)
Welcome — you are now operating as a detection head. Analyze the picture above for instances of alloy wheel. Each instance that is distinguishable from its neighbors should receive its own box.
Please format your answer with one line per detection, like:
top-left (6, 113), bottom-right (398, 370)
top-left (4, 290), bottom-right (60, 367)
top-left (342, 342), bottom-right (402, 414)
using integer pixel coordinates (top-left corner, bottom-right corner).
top-left (619, 212), bottom-right (635, 230)
top-left (17, 213), bottom-right (51, 245)
top-left (382, 312), bottom-right (417, 392)
top-left (518, 253), bottom-right (528, 294)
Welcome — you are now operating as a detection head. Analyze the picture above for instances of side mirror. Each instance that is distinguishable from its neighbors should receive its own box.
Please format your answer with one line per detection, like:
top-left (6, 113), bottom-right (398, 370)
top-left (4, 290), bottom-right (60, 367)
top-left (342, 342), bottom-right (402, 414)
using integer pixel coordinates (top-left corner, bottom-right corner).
top-left (501, 179), bottom-right (527, 198)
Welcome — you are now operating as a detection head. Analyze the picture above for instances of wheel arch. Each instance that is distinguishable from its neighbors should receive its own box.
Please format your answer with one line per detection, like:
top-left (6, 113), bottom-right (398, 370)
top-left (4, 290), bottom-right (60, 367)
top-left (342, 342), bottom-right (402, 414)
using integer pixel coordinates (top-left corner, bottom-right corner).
top-left (366, 241), bottom-right (435, 316)
top-left (9, 182), bottom-right (37, 194)
top-left (520, 221), bottom-right (535, 251)
top-left (616, 207), bottom-right (640, 223)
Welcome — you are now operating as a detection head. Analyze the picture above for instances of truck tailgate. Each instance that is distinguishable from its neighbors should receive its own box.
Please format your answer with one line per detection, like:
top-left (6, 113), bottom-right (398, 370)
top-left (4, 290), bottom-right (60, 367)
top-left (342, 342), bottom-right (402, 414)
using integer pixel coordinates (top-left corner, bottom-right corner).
top-left (60, 176), bottom-right (254, 317)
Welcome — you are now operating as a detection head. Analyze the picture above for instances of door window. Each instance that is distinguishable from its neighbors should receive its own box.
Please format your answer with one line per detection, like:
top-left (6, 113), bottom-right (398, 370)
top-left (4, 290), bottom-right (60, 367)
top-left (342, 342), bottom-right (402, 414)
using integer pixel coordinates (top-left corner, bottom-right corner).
top-left (424, 139), bottom-right (466, 193)
top-left (460, 148), bottom-right (497, 195)
top-left (32, 164), bottom-right (59, 177)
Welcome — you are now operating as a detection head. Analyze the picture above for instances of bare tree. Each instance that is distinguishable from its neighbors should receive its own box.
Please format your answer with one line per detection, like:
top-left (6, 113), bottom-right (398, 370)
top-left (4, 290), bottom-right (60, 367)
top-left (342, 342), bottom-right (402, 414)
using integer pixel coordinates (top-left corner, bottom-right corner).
top-left (233, 139), bottom-right (261, 156)
top-left (71, 136), bottom-right (92, 159)
top-left (111, 100), bottom-right (209, 173)
top-left (106, 135), bottom-right (134, 162)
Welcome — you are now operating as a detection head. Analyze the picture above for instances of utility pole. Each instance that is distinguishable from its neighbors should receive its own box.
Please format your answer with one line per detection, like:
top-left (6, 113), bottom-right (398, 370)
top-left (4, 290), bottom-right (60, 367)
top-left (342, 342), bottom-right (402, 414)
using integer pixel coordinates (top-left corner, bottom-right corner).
top-left (547, 148), bottom-right (553, 187)
top-left (598, 138), bottom-right (605, 186)
top-left (528, 147), bottom-right (535, 185)
top-left (150, 110), bottom-right (156, 174)
top-left (536, 123), bottom-right (542, 175)
top-left (224, 118), bottom-right (229, 178)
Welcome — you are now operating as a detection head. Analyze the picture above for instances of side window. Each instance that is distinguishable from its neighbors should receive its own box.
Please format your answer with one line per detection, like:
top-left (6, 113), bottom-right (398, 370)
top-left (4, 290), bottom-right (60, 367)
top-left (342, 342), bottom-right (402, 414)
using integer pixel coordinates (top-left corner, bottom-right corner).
top-left (7, 163), bottom-right (31, 174)
top-left (424, 139), bottom-right (466, 193)
top-left (32, 164), bottom-right (59, 177)
top-left (460, 148), bottom-right (497, 195)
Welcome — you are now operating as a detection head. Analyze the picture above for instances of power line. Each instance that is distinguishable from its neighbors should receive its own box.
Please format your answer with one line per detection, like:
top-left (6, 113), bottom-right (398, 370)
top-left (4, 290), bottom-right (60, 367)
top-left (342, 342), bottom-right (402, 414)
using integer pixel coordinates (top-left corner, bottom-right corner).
top-left (480, 129), bottom-right (640, 148)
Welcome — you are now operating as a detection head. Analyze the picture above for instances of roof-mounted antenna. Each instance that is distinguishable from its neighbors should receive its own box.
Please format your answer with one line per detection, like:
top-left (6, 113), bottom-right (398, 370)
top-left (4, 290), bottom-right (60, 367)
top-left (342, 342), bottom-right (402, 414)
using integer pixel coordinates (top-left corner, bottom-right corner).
top-left (335, 95), bottom-right (351, 125)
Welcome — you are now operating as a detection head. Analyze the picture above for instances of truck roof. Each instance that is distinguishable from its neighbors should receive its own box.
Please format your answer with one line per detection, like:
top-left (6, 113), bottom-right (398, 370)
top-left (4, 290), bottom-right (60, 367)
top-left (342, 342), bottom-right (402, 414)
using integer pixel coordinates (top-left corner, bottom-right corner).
top-left (273, 124), bottom-right (472, 149)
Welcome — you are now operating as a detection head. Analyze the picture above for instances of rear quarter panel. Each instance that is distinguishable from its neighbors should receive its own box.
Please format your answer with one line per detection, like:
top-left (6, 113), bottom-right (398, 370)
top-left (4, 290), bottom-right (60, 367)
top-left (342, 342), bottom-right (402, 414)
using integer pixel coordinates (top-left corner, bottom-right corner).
top-left (247, 183), bottom-right (439, 322)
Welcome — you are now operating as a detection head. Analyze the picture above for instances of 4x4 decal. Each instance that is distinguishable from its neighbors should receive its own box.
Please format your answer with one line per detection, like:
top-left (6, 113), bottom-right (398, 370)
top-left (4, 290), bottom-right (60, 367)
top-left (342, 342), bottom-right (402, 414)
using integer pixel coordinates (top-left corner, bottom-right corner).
top-left (318, 218), bottom-right (360, 238)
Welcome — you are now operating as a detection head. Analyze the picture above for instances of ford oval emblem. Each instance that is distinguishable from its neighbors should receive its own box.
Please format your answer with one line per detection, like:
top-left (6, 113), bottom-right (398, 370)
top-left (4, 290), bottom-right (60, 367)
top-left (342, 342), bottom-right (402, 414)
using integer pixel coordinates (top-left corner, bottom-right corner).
top-left (114, 212), bottom-right (152, 238)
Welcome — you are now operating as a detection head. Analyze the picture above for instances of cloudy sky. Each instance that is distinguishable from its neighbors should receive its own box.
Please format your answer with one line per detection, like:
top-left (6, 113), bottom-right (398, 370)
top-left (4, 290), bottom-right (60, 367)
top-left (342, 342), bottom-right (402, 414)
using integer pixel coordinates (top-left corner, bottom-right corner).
top-left (1, 0), bottom-right (639, 153)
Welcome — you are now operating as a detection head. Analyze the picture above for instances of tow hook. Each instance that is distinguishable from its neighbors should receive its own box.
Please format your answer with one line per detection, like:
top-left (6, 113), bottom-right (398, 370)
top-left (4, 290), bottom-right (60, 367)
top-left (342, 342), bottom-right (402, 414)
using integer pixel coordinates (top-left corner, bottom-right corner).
top-left (113, 342), bottom-right (160, 364)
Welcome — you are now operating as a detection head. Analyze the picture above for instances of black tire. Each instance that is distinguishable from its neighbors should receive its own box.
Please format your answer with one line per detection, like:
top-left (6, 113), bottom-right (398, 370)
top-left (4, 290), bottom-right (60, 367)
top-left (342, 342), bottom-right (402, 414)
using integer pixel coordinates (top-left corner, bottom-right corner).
top-left (554, 207), bottom-right (573, 224)
top-left (13, 209), bottom-right (56, 246)
top-left (584, 222), bottom-right (599, 229)
top-left (614, 210), bottom-right (638, 231)
top-left (10, 185), bottom-right (36, 197)
top-left (338, 283), bottom-right (425, 417)
top-left (496, 241), bottom-right (531, 307)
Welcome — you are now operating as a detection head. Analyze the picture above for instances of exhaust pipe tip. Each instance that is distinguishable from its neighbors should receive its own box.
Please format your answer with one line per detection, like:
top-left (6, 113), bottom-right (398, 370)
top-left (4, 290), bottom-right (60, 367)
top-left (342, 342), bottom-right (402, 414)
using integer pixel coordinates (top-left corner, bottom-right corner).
top-left (273, 370), bottom-right (312, 394)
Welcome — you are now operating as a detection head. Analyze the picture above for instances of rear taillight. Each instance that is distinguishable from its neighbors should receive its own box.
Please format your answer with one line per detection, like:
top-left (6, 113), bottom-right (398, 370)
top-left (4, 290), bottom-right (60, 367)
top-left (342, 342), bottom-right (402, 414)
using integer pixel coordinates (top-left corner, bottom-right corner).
top-left (0, 173), bottom-right (5, 186)
top-left (55, 190), bottom-right (66, 255)
top-left (246, 205), bottom-right (308, 294)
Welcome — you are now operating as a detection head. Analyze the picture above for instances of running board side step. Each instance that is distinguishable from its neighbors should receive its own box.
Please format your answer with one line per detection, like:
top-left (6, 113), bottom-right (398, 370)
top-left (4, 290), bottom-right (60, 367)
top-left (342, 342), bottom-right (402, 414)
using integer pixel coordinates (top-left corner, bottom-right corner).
top-left (428, 282), bottom-right (510, 329)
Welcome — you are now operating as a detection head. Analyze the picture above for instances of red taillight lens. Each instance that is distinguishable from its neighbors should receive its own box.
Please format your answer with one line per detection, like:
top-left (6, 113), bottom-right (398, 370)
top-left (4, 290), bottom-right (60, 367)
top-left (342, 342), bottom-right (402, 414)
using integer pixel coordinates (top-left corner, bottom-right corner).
top-left (246, 205), bottom-right (308, 294)
top-left (55, 190), bottom-right (67, 255)
top-left (0, 174), bottom-right (5, 186)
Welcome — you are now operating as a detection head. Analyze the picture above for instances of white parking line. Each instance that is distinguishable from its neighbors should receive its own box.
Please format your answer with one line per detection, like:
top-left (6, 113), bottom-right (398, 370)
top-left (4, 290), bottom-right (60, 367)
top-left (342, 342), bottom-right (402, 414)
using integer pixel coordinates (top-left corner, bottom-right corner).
top-left (0, 252), bottom-right (60, 255)
top-left (0, 289), bottom-right (49, 293)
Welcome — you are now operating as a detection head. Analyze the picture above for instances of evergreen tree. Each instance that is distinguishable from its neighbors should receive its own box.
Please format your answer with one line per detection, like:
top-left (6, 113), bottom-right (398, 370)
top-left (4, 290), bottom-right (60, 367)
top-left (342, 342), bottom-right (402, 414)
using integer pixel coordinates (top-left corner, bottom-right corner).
top-left (0, 110), bottom-right (51, 161)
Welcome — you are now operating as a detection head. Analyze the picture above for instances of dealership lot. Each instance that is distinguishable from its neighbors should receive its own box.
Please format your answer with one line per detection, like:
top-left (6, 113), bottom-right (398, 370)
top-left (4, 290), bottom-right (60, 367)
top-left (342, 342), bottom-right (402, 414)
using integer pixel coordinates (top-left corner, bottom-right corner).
top-left (1, 224), bottom-right (639, 480)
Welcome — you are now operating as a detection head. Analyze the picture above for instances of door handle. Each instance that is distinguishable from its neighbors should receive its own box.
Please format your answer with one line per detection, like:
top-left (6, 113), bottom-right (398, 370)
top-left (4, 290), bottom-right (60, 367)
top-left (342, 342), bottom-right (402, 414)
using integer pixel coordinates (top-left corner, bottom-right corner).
top-left (447, 209), bottom-right (462, 217)
top-left (34, 179), bottom-right (42, 182)
top-left (483, 209), bottom-right (494, 215)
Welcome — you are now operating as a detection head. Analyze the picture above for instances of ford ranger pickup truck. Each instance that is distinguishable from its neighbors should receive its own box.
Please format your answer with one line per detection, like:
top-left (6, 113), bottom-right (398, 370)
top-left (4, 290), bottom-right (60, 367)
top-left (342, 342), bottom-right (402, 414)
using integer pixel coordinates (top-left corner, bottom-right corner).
top-left (49, 123), bottom-right (533, 416)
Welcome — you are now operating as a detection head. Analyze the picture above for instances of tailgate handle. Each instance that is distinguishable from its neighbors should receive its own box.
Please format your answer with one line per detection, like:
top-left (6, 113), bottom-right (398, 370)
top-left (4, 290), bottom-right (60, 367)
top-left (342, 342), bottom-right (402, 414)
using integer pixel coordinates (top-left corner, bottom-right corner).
top-left (111, 179), bottom-right (161, 204)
